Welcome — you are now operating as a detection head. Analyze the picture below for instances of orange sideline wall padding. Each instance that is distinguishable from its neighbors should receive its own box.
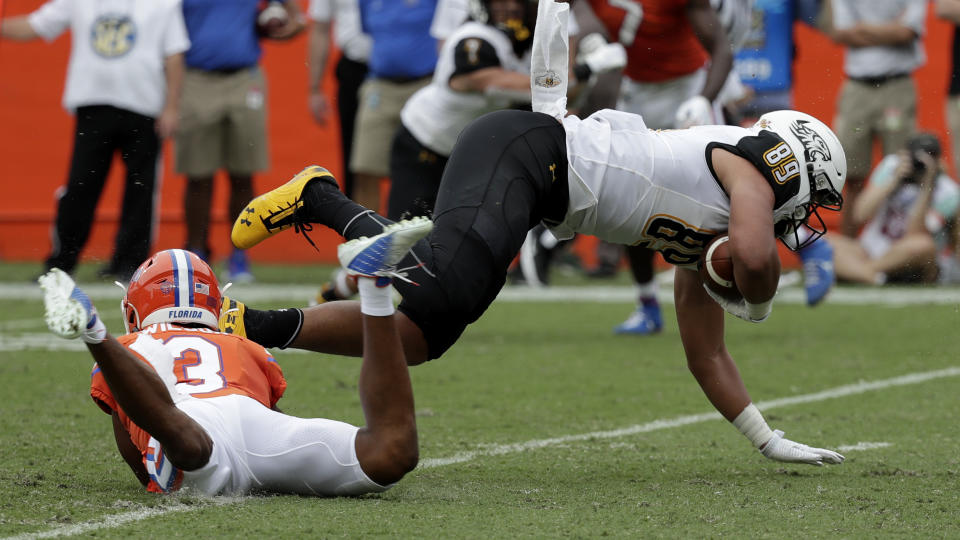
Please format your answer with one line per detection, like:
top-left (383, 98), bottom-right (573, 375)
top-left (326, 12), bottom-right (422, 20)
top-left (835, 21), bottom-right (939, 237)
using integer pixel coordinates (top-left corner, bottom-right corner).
top-left (0, 2), bottom-right (954, 268)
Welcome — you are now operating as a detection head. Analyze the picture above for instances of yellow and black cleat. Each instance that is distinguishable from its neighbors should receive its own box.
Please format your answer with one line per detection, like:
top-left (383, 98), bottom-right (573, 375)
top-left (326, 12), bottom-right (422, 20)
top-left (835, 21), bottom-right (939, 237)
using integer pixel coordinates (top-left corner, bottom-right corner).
top-left (231, 165), bottom-right (336, 250)
top-left (218, 296), bottom-right (247, 338)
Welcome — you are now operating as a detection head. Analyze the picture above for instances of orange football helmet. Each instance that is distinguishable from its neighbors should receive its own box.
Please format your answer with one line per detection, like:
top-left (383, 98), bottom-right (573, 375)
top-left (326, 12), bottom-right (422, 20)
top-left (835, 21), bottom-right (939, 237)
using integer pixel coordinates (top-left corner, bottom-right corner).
top-left (121, 249), bottom-right (221, 333)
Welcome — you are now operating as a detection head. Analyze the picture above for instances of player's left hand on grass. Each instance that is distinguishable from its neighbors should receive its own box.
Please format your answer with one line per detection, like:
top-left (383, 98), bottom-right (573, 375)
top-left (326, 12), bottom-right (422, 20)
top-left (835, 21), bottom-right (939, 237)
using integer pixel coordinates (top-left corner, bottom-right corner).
top-left (760, 430), bottom-right (845, 466)
top-left (38, 268), bottom-right (107, 344)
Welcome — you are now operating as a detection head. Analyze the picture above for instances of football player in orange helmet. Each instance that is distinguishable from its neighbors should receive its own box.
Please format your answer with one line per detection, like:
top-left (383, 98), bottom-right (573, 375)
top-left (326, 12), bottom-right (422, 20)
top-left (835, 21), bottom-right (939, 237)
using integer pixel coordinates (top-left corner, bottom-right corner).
top-left (39, 221), bottom-right (429, 495)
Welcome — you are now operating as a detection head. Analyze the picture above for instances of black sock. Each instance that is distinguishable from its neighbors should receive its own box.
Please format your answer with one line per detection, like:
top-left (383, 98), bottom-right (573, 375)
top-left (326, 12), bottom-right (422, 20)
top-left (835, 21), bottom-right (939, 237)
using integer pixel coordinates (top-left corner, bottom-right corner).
top-left (244, 307), bottom-right (304, 349)
top-left (302, 180), bottom-right (393, 239)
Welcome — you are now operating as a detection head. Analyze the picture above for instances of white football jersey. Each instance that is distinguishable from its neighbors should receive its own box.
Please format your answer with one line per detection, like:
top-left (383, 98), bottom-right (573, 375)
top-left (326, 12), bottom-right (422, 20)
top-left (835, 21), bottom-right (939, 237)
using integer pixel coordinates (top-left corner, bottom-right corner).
top-left (401, 22), bottom-right (529, 157)
top-left (557, 109), bottom-right (800, 268)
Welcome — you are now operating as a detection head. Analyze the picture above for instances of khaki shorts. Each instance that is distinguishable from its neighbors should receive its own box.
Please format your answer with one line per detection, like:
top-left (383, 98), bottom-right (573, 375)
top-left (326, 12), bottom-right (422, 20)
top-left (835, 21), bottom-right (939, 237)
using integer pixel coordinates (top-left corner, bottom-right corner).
top-left (834, 76), bottom-right (916, 180)
top-left (175, 67), bottom-right (269, 177)
top-left (350, 77), bottom-right (430, 177)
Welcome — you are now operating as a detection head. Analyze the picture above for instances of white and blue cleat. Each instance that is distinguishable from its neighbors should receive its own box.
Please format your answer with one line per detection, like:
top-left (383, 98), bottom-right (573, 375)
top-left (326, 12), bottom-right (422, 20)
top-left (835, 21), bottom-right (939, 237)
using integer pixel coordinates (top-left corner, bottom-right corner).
top-left (337, 217), bottom-right (433, 285)
top-left (799, 239), bottom-right (835, 306)
top-left (38, 268), bottom-right (98, 339)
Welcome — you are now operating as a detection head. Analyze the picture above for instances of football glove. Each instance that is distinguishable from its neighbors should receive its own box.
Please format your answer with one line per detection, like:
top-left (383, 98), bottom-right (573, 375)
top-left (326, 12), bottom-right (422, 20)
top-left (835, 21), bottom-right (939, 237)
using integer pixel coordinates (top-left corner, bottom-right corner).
top-left (581, 41), bottom-right (627, 75)
top-left (39, 268), bottom-right (107, 344)
top-left (702, 284), bottom-right (772, 323)
top-left (674, 95), bottom-right (715, 128)
top-left (760, 430), bottom-right (845, 466)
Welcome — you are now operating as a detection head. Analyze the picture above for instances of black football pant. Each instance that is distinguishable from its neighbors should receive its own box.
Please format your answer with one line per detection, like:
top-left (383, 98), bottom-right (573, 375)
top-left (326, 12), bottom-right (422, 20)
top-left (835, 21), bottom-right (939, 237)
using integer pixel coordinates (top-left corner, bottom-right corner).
top-left (301, 110), bottom-right (569, 359)
top-left (45, 105), bottom-right (160, 277)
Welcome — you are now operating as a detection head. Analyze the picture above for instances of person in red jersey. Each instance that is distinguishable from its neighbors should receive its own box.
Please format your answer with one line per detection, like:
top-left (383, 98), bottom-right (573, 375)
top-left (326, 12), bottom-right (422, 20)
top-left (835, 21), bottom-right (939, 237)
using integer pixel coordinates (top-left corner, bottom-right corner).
top-left (585, 0), bottom-right (734, 335)
top-left (39, 222), bottom-right (430, 495)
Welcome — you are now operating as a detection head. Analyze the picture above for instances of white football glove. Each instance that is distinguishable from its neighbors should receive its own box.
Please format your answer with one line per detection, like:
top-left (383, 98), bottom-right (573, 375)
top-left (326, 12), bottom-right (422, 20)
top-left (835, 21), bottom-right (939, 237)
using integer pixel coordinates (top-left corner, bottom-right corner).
top-left (760, 430), bottom-right (845, 466)
top-left (38, 268), bottom-right (107, 344)
top-left (674, 95), bottom-right (716, 128)
top-left (702, 284), bottom-right (772, 323)
top-left (581, 41), bottom-right (627, 75)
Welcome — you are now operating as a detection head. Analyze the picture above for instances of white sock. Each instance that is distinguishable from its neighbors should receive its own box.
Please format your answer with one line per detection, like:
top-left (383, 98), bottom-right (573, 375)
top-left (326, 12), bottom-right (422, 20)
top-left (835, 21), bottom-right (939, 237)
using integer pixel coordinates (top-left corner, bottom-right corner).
top-left (637, 280), bottom-right (657, 300)
top-left (357, 277), bottom-right (395, 317)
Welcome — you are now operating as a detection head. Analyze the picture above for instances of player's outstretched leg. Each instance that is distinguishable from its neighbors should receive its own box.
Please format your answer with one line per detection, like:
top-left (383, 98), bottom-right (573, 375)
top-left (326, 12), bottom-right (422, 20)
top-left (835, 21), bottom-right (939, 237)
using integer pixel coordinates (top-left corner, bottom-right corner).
top-left (231, 165), bottom-right (391, 250)
top-left (341, 218), bottom-right (431, 485)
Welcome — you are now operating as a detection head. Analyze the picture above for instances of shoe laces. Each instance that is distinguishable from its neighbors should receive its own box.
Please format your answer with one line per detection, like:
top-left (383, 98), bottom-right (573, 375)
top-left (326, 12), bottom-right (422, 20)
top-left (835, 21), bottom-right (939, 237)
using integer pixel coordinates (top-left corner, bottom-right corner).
top-left (290, 205), bottom-right (320, 252)
top-left (370, 261), bottom-right (426, 286)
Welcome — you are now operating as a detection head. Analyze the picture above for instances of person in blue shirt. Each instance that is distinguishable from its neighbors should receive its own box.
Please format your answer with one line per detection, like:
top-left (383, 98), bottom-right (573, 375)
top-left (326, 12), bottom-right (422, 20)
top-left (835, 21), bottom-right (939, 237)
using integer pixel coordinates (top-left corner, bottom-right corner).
top-left (175, 0), bottom-right (303, 283)
top-left (347, 0), bottom-right (438, 214)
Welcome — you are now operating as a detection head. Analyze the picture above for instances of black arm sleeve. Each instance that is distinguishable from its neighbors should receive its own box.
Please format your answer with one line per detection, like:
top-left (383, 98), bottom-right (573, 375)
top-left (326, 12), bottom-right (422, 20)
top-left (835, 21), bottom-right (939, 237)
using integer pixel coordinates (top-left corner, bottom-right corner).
top-left (451, 37), bottom-right (502, 78)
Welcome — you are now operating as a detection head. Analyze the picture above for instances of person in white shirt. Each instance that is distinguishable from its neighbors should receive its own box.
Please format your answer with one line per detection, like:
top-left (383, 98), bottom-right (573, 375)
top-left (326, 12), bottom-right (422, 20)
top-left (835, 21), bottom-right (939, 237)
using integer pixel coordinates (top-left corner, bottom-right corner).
top-left (307, 0), bottom-right (372, 200)
top-left (1, 0), bottom-right (189, 281)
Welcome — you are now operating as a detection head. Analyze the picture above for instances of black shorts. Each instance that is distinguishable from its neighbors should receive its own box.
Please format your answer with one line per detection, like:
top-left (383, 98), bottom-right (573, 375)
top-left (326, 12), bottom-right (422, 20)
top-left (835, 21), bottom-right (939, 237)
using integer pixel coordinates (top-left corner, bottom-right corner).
top-left (387, 123), bottom-right (449, 220)
top-left (395, 110), bottom-right (568, 359)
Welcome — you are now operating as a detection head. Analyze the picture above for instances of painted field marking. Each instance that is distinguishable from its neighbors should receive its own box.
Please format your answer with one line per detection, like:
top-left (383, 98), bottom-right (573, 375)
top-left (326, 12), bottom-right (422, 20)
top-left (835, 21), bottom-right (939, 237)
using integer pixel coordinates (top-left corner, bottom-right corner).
top-left (4, 498), bottom-right (240, 540)
top-left (837, 442), bottom-right (892, 452)
top-left (420, 366), bottom-right (960, 468)
top-left (4, 366), bottom-right (957, 540)
top-left (3, 283), bottom-right (960, 305)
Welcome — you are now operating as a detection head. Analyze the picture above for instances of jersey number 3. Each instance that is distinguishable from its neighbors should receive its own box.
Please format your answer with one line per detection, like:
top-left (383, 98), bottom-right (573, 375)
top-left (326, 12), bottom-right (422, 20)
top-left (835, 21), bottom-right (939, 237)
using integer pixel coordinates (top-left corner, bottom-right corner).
top-left (168, 336), bottom-right (228, 395)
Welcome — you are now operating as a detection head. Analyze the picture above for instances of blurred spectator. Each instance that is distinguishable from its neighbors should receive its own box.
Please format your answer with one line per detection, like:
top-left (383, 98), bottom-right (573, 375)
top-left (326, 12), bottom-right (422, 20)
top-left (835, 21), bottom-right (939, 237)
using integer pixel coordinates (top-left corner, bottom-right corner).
top-left (733, 0), bottom-right (824, 121)
top-left (937, 0), bottom-right (960, 177)
top-left (826, 133), bottom-right (960, 285)
top-left (584, 0), bottom-right (733, 336)
top-left (307, 0), bottom-right (371, 199)
top-left (175, 0), bottom-right (303, 283)
top-left (0, 0), bottom-right (189, 281)
top-left (829, 0), bottom-right (926, 237)
top-left (350, 0), bottom-right (439, 212)
top-left (388, 0), bottom-right (537, 221)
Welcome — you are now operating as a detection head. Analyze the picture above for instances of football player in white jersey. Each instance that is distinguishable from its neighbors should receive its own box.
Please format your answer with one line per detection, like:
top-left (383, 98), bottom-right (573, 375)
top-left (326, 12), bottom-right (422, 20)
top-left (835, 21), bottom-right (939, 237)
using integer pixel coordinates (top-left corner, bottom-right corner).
top-left (227, 102), bottom-right (846, 467)
top-left (226, 0), bottom-right (846, 468)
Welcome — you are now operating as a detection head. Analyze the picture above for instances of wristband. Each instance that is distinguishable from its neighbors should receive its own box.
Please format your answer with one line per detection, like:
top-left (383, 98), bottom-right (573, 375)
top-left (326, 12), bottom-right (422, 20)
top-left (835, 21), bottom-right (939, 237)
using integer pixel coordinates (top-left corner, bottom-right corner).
top-left (745, 298), bottom-right (773, 322)
top-left (732, 403), bottom-right (774, 449)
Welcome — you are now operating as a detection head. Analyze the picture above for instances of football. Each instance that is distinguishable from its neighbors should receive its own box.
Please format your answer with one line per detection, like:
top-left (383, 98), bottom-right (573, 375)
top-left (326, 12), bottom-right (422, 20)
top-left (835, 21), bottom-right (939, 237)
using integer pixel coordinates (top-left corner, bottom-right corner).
top-left (698, 235), bottom-right (742, 302)
top-left (257, 1), bottom-right (288, 37)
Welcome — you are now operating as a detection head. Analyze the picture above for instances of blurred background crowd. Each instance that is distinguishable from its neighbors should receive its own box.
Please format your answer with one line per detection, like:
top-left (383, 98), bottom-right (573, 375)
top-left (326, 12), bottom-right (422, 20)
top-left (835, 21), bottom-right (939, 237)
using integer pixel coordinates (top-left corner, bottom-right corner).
top-left (1, 0), bottom-right (959, 321)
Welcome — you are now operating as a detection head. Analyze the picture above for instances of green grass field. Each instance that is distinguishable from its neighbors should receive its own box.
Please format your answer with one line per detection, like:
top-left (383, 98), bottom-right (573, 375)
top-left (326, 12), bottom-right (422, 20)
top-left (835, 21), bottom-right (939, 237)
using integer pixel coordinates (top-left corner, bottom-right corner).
top-left (1, 263), bottom-right (959, 538)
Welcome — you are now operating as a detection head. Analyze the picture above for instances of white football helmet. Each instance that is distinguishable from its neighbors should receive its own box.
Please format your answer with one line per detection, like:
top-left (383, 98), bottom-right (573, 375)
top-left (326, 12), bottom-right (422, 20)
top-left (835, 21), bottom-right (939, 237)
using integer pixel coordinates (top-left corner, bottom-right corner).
top-left (754, 110), bottom-right (846, 250)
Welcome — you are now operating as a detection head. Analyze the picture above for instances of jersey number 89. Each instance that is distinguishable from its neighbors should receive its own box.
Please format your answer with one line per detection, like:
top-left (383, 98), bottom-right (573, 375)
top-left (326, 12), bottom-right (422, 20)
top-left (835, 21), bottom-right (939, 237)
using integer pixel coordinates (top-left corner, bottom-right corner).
top-left (763, 142), bottom-right (801, 185)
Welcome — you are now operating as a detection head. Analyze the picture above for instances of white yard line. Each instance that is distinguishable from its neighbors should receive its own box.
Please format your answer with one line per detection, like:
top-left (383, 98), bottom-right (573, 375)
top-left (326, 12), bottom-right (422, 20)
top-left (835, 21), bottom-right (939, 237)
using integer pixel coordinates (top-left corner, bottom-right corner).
top-left (837, 442), bottom-right (892, 452)
top-left (4, 282), bottom-right (960, 305)
top-left (4, 366), bottom-right (956, 539)
top-left (4, 498), bottom-right (241, 540)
